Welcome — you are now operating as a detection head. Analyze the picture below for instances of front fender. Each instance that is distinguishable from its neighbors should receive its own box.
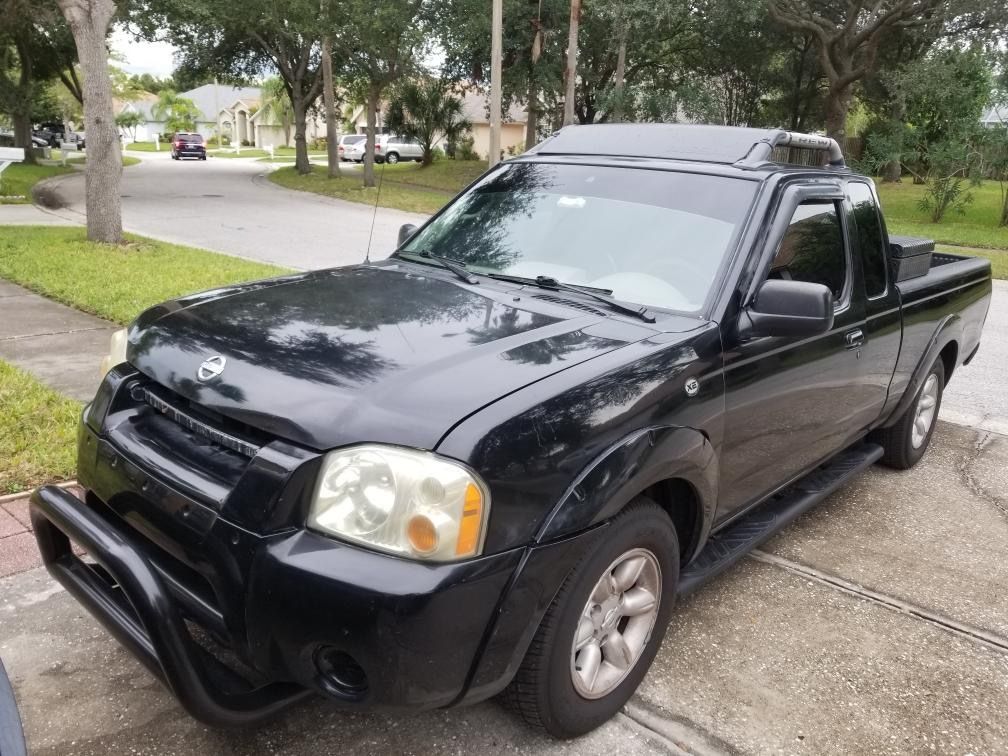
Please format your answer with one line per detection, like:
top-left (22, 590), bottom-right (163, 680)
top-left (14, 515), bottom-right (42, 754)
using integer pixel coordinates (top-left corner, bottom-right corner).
top-left (537, 425), bottom-right (717, 556)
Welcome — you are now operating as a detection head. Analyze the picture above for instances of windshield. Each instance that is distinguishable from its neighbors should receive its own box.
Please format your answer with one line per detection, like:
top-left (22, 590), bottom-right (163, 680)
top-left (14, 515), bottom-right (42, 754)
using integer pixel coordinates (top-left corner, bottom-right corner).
top-left (399, 162), bottom-right (756, 312)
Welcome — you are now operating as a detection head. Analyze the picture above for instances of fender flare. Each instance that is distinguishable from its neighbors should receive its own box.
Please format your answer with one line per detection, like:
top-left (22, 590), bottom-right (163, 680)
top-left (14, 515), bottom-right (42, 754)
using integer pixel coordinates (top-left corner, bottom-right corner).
top-left (535, 424), bottom-right (718, 559)
top-left (882, 313), bottom-right (961, 427)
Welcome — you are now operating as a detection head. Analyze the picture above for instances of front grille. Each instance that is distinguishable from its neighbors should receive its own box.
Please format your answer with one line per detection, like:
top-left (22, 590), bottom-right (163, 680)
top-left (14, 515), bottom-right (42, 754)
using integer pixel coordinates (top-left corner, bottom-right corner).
top-left (137, 384), bottom-right (264, 458)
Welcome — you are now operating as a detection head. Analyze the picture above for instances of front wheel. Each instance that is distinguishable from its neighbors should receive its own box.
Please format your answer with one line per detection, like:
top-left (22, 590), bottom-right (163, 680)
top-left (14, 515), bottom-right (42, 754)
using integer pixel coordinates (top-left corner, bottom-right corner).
top-left (875, 356), bottom-right (945, 469)
top-left (502, 499), bottom-right (678, 738)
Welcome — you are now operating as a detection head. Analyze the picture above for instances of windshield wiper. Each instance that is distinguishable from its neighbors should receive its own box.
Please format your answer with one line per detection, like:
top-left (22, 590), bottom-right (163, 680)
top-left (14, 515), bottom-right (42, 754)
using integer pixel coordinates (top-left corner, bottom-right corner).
top-left (487, 273), bottom-right (656, 323)
top-left (404, 249), bottom-right (478, 284)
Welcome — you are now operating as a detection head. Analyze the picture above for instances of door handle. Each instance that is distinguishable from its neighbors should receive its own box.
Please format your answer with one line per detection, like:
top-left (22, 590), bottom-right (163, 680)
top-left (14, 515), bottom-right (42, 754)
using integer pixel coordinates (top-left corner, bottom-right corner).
top-left (845, 329), bottom-right (864, 348)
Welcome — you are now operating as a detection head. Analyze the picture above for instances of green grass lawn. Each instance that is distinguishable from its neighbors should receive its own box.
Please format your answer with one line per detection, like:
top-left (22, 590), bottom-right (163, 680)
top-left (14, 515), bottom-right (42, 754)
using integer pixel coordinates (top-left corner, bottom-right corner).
top-left (267, 159), bottom-right (488, 214)
top-left (124, 142), bottom-right (167, 152)
top-left (876, 180), bottom-right (1008, 251)
top-left (67, 155), bottom-right (141, 167)
top-left (0, 226), bottom-right (290, 325)
top-left (0, 163), bottom-right (76, 204)
top-left (0, 360), bottom-right (81, 493)
top-left (210, 146), bottom-right (328, 160)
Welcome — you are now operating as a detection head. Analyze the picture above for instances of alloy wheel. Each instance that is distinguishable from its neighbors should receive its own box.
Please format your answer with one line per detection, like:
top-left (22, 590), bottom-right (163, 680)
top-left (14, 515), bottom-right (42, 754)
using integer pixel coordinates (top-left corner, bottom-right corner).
top-left (570, 548), bottom-right (661, 699)
top-left (911, 373), bottom-right (939, 449)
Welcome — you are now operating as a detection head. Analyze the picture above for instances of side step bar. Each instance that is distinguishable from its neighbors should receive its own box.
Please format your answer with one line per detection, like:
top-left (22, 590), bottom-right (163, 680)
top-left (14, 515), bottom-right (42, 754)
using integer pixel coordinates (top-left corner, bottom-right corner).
top-left (678, 442), bottom-right (883, 596)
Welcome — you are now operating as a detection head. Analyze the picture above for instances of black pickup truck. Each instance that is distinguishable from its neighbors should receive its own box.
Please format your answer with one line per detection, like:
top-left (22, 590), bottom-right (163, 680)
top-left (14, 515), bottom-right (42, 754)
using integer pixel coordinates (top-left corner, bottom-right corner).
top-left (30, 124), bottom-right (992, 739)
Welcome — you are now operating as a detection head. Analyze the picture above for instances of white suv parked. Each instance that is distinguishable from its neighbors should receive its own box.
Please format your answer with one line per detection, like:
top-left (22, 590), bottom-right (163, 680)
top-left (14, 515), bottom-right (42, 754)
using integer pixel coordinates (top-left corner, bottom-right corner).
top-left (346, 134), bottom-right (424, 164)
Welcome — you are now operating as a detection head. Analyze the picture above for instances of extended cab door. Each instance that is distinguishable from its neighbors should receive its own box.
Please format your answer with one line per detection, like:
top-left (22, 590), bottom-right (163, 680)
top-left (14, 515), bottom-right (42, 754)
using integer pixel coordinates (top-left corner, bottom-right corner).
top-left (715, 181), bottom-right (877, 525)
top-left (845, 179), bottom-right (902, 423)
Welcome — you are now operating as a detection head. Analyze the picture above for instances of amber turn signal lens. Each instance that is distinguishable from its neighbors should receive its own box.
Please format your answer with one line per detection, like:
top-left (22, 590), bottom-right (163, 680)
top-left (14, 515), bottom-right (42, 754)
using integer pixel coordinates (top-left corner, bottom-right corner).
top-left (407, 514), bottom-right (438, 554)
top-left (455, 483), bottom-right (484, 556)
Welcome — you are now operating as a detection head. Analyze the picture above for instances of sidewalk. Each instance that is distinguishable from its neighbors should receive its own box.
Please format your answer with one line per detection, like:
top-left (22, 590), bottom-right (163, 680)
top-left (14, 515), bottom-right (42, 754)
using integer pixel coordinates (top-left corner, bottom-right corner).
top-left (0, 279), bottom-right (115, 401)
top-left (0, 204), bottom-right (79, 225)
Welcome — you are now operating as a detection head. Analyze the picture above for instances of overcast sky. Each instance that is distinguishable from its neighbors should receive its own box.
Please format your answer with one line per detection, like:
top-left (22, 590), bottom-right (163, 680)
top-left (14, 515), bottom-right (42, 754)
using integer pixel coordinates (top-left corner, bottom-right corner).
top-left (108, 25), bottom-right (445, 81)
top-left (110, 27), bottom-right (178, 77)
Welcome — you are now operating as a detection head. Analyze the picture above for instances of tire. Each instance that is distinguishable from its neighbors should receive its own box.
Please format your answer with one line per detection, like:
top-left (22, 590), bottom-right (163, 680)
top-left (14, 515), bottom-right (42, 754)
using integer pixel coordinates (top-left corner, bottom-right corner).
top-left (414, 158), bottom-right (423, 163)
top-left (502, 498), bottom-right (679, 738)
top-left (875, 356), bottom-right (945, 469)
top-left (385, 152), bottom-right (399, 164)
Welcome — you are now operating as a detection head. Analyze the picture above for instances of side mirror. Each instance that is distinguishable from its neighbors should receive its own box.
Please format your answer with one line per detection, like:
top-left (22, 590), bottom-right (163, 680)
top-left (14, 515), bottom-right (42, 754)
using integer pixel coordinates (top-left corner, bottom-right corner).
top-left (742, 279), bottom-right (834, 338)
top-left (397, 223), bottom-right (418, 247)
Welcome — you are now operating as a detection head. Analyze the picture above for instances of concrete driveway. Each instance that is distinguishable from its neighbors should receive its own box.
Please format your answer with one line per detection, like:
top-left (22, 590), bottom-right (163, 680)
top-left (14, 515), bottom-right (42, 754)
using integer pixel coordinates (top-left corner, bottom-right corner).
top-left (40, 150), bottom-right (427, 270)
top-left (2, 421), bottom-right (1006, 755)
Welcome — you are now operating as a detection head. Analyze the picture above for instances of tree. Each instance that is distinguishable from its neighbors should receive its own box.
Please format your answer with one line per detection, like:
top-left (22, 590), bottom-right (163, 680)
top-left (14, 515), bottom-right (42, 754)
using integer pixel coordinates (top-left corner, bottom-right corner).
top-left (436, 0), bottom-right (568, 147)
top-left (768, 0), bottom-right (942, 140)
top-left (116, 109), bottom-right (143, 141)
top-left (259, 76), bottom-right (294, 146)
top-left (126, 72), bottom-right (175, 94)
top-left (385, 78), bottom-right (471, 166)
top-left (0, 0), bottom-right (79, 163)
top-left (139, 0), bottom-right (326, 174)
top-left (339, 0), bottom-right (426, 187)
top-left (57, 0), bottom-right (122, 243)
top-left (151, 89), bottom-right (200, 134)
top-left (562, 0), bottom-right (580, 126)
top-left (321, 36), bottom-right (341, 177)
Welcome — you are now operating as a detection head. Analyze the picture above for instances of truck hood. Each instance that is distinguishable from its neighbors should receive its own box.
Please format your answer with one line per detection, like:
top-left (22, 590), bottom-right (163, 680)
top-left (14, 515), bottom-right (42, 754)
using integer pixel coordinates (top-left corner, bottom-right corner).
top-left (127, 264), bottom-right (678, 450)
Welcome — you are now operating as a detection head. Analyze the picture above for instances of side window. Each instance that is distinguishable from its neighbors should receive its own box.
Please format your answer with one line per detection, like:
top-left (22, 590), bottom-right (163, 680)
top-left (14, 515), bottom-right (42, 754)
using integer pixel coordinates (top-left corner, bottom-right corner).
top-left (769, 201), bottom-right (847, 301)
top-left (847, 182), bottom-right (887, 297)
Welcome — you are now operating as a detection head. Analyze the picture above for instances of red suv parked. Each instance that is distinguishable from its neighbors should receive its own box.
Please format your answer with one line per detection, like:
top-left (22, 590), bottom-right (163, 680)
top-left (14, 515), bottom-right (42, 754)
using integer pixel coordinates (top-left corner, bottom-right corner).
top-left (171, 133), bottom-right (206, 161)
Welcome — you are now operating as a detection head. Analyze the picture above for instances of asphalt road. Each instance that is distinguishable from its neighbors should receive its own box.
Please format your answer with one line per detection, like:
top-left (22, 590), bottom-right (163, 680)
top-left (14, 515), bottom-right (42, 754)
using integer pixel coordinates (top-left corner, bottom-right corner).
top-left (41, 150), bottom-right (428, 271)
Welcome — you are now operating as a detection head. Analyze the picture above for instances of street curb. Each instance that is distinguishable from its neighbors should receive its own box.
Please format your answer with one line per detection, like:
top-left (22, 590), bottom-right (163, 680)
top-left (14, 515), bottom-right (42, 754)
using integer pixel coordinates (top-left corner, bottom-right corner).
top-left (0, 481), bottom-right (77, 506)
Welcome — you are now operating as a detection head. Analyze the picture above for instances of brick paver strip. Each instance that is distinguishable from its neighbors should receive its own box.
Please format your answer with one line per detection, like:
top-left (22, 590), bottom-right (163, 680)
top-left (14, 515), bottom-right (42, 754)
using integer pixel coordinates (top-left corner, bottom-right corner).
top-left (0, 506), bottom-right (25, 538)
top-left (0, 531), bottom-right (43, 578)
top-left (2, 498), bottom-right (32, 530)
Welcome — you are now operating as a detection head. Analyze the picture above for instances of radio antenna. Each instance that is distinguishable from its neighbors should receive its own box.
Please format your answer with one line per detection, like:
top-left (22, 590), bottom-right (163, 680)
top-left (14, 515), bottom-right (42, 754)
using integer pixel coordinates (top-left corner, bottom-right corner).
top-left (364, 151), bottom-right (386, 265)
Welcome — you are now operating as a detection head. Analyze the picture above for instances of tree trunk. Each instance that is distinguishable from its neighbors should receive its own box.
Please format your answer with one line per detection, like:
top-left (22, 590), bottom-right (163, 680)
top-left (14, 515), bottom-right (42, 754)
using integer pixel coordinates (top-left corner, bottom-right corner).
top-left (363, 85), bottom-right (379, 188)
top-left (823, 84), bottom-right (852, 142)
top-left (525, 77), bottom-right (538, 150)
top-left (291, 88), bottom-right (311, 175)
top-left (1000, 190), bottom-right (1008, 227)
top-left (562, 0), bottom-right (581, 127)
top-left (881, 97), bottom-right (905, 183)
top-left (321, 37), bottom-right (341, 178)
top-left (611, 23), bottom-right (627, 123)
top-left (58, 0), bottom-right (121, 244)
top-left (12, 114), bottom-right (36, 165)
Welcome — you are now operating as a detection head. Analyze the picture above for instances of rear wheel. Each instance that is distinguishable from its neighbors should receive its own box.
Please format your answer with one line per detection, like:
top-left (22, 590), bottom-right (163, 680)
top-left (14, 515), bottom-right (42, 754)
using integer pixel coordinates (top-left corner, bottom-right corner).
top-left (502, 498), bottom-right (678, 738)
top-left (385, 152), bottom-right (399, 164)
top-left (876, 356), bottom-right (945, 469)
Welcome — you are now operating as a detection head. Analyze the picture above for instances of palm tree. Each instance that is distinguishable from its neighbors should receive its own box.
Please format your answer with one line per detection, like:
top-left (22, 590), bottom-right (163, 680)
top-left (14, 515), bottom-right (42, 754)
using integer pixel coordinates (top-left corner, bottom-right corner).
top-left (151, 90), bottom-right (200, 136)
top-left (259, 77), bottom-right (294, 147)
top-left (385, 78), bottom-right (472, 167)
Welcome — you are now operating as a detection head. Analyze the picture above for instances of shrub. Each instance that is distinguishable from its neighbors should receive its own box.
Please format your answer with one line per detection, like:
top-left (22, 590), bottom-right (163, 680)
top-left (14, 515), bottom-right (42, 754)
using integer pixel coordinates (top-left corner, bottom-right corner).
top-left (456, 135), bottom-right (479, 161)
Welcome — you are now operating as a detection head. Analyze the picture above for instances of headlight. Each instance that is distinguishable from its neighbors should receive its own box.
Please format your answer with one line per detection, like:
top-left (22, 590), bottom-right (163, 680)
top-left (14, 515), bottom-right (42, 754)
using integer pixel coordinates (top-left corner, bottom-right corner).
top-left (308, 445), bottom-right (490, 561)
top-left (99, 328), bottom-right (128, 377)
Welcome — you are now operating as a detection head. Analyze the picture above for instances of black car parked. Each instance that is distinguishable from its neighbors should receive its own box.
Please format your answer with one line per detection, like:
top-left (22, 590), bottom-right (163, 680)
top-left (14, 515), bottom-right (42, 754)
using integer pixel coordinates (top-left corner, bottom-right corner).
top-left (30, 125), bottom-right (991, 738)
top-left (171, 133), bottom-right (206, 160)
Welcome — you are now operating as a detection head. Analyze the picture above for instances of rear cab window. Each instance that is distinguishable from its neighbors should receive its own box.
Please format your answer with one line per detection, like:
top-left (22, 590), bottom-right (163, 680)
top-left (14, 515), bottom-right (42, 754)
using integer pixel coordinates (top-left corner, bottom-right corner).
top-left (846, 182), bottom-right (888, 297)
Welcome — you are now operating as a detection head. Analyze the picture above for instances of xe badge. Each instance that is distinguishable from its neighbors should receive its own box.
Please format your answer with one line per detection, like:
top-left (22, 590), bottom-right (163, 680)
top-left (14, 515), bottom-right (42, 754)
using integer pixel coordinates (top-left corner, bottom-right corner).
top-left (197, 355), bottom-right (226, 382)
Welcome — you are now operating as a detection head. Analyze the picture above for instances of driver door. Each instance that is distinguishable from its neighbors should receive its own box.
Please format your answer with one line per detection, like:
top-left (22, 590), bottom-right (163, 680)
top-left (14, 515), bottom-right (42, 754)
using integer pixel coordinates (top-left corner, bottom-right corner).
top-left (716, 184), bottom-right (870, 525)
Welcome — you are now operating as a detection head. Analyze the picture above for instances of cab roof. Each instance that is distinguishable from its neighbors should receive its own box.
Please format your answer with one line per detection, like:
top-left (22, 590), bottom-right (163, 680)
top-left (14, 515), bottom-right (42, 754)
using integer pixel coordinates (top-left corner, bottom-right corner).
top-left (525, 124), bottom-right (848, 173)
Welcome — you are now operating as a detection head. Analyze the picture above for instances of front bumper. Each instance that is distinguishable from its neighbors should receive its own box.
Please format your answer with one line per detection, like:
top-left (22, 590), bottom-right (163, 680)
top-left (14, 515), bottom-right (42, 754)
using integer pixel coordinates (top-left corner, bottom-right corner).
top-left (29, 375), bottom-right (600, 727)
top-left (29, 480), bottom-right (582, 726)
